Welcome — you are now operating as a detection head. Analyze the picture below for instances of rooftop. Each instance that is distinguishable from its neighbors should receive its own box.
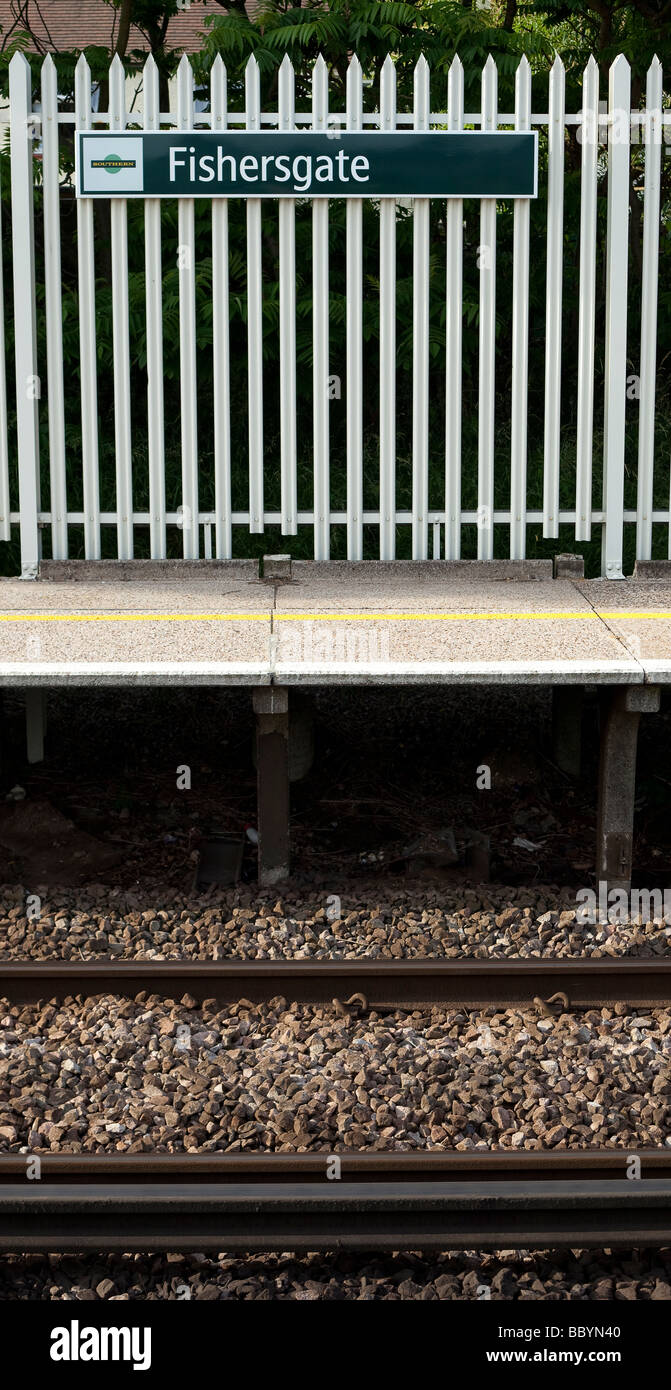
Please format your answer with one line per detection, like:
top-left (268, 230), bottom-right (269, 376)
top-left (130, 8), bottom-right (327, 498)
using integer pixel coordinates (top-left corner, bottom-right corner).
top-left (0, 0), bottom-right (233, 55)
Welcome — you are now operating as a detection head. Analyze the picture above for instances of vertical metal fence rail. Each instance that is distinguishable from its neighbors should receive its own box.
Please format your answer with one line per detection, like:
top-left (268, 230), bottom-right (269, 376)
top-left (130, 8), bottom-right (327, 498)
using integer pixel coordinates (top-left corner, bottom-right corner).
top-left (509, 56), bottom-right (531, 561)
top-left (246, 56), bottom-right (264, 536)
top-left (109, 55), bottom-right (133, 560)
top-left (177, 55), bottom-right (199, 559)
top-left (41, 54), bottom-right (68, 560)
top-left (9, 53), bottom-right (41, 577)
top-left (3, 49), bottom-right (659, 576)
top-left (636, 54), bottom-right (662, 563)
top-left (411, 56), bottom-right (430, 561)
top-left (210, 54), bottom-right (232, 560)
top-left (602, 55), bottom-right (631, 581)
top-left (345, 56), bottom-right (363, 561)
top-left (312, 55), bottom-right (330, 560)
top-left (575, 55), bottom-right (599, 545)
top-left (379, 55), bottom-right (397, 562)
top-left (75, 55), bottom-right (101, 560)
top-left (278, 55), bottom-right (297, 539)
top-left (0, 153), bottom-right (8, 545)
top-left (444, 56), bottom-right (464, 562)
top-left (542, 56), bottom-right (565, 542)
top-left (477, 56), bottom-right (497, 561)
top-left (143, 54), bottom-right (167, 560)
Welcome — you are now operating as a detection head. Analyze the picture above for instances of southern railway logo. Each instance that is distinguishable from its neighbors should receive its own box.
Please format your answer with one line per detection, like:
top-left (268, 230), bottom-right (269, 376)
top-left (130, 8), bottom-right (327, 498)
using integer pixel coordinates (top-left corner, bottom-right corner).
top-left (90, 152), bottom-right (137, 173)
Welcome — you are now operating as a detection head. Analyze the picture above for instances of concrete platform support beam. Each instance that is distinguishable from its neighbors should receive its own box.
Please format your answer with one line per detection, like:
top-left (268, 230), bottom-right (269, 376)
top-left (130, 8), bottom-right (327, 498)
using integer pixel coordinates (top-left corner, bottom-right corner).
top-left (25, 689), bottom-right (46, 764)
top-left (552, 686), bottom-right (583, 777)
top-left (253, 687), bottom-right (290, 885)
top-left (596, 685), bottom-right (660, 891)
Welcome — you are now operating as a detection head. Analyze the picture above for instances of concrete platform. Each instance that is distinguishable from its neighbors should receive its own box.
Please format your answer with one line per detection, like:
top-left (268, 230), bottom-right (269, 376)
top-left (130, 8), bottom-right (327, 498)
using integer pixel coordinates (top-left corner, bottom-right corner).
top-left (0, 573), bottom-right (273, 686)
top-left (272, 566), bottom-right (647, 685)
top-left (1, 562), bottom-right (670, 687)
top-left (2, 560), bottom-right (669, 888)
top-left (578, 579), bottom-right (671, 684)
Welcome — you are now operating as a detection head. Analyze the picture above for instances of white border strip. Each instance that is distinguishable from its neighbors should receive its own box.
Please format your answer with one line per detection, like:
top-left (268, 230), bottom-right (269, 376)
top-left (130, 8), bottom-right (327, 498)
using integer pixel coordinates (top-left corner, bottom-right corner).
top-left (75, 129), bottom-right (540, 200)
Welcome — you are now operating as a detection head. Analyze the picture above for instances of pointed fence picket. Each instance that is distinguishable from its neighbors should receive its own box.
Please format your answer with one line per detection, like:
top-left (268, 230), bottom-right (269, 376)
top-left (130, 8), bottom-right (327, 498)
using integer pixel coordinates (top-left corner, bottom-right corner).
top-left (3, 50), bottom-right (667, 577)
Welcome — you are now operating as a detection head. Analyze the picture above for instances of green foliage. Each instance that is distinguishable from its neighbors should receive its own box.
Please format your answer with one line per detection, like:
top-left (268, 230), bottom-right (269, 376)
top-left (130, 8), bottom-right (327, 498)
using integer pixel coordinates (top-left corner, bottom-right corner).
top-left (193, 0), bottom-right (553, 106)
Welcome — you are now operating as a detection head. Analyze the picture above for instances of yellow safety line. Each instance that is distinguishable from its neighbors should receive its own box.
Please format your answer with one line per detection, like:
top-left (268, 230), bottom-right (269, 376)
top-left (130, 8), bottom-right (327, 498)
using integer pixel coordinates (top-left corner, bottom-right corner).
top-left (0, 613), bottom-right (271, 622)
top-left (600, 611), bottom-right (671, 621)
top-left (275, 610), bottom-right (671, 622)
top-left (0, 610), bottom-right (671, 623)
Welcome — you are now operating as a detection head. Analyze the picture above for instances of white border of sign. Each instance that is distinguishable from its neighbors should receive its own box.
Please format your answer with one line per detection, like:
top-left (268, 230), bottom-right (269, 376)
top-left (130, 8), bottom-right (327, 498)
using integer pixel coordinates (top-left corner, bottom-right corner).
top-left (75, 129), bottom-right (540, 199)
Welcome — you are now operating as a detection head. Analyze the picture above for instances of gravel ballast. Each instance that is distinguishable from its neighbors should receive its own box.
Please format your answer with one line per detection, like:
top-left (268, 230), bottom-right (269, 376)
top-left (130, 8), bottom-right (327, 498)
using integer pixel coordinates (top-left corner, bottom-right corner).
top-left (0, 995), bottom-right (669, 1153)
top-left (2, 883), bottom-right (670, 962)
top-left (1, 1249), bottom-right (671, 1300)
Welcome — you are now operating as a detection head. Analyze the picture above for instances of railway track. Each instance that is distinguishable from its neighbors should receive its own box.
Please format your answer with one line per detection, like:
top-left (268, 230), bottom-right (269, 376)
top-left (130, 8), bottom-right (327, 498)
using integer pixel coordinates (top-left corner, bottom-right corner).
top-left (0, 1153), bottom-right (670, 1251)
top-left (3, 1151), bottom-right (671, 1181)
top-left (1, 956), bottom-right (671, 1007)
top-left (2, 957), bottom-right (670, 1253)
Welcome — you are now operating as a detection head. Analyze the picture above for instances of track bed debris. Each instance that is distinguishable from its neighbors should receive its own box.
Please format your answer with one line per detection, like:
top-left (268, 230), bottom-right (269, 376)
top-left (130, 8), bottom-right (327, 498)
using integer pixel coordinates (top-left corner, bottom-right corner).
top-left (3, 882), bottom-right (671, 962)
top-left (0, 995), bottom-right (670, 1154)
top-left (2, 1247), bottom-right (671, 1300)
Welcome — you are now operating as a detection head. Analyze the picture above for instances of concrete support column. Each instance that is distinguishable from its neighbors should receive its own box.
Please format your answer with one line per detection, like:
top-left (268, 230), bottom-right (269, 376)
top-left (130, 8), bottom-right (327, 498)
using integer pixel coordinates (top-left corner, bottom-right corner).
top-left (25, 689), bottom-right (47, 764)
top-left (552, 686), bottom-right (583, 777)
top-left (253, 686), bottom-right (290, 885)
top-left (596, 684), bottom-right (660, 891)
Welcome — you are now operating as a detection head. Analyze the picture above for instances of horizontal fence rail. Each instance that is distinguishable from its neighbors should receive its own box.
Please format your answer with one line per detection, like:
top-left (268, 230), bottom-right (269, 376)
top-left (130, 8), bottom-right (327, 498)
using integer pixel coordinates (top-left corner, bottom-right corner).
top-left (1, 50), bottom-right (669, 576)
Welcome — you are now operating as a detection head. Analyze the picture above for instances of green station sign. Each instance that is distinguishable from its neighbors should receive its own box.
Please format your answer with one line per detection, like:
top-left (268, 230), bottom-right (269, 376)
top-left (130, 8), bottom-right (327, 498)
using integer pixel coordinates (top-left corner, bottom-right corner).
top-left (77, 130), bottom-right (538, 200)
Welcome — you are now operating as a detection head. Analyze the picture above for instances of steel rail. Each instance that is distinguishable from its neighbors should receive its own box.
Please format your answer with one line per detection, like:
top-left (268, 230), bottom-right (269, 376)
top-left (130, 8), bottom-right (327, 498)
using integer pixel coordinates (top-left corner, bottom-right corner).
top-left (1, 1179), bottom-right (671, 1251)
top-left (0, 1150), bottom-right (670, 1183)
top-left (1, 957), bottom-right (671, 1007)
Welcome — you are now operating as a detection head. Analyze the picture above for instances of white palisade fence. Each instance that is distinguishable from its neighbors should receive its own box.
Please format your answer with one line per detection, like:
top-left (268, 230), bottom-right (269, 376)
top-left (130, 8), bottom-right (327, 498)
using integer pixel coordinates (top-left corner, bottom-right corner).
top-left (1, 49), bottom-right (669, 576)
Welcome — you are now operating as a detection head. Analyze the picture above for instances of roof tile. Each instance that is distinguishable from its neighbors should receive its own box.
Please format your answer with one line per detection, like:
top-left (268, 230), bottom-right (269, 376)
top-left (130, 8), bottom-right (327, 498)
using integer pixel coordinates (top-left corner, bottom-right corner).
top-left (0, 0), bottom-right (232, 55)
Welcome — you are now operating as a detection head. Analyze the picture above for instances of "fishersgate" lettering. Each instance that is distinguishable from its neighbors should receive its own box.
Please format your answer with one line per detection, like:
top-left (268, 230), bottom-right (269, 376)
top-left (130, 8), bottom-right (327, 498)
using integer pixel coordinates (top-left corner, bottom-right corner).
top-left (169, 145), bottom-right (371, 193)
